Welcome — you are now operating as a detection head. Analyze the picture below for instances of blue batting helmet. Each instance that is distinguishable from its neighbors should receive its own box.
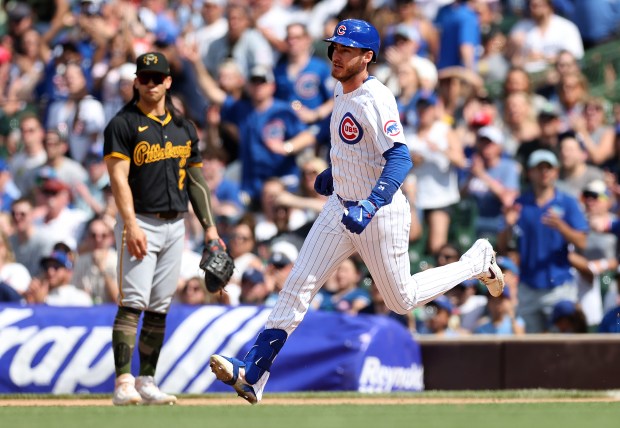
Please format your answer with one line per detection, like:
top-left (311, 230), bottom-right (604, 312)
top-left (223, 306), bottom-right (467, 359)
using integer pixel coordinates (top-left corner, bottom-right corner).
top-left (324, 19), bottom-right (380, 63)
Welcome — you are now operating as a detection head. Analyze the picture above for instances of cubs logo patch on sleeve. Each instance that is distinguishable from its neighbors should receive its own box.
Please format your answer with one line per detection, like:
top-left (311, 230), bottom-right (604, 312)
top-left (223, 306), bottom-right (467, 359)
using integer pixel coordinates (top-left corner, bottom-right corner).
top-left (339, 112), bottom-right (363, 144)
top-left (383, 120), bottom-right (401, 137)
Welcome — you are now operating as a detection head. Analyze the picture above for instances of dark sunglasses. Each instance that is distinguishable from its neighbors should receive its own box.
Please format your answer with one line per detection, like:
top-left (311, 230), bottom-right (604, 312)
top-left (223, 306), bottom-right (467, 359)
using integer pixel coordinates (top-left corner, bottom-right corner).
top-left (582, 191), bottom-right (603, 199)
top-left (137, 73), bottom-right (166, 85)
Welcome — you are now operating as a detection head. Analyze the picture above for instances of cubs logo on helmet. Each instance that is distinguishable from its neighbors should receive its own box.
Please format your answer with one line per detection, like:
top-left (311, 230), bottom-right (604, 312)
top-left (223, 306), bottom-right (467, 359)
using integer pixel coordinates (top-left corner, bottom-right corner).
top-left (339, 113), bottom-right (363, 144)
top-left (336, 25), bottom-right (347, 36)
top-left (383, 120), bottom-right (401, 137)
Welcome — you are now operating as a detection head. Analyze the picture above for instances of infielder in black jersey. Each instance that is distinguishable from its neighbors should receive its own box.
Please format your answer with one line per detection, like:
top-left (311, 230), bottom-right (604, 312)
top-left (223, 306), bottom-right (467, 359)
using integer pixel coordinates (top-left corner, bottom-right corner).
top-left (104, 52), bottom-right (223, 406)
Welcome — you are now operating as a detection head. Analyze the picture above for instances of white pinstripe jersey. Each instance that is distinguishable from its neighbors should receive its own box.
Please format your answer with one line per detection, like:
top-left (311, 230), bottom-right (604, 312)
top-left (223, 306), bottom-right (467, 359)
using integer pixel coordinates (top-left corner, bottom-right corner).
top-left (330, 77), bottom-right (405, 201)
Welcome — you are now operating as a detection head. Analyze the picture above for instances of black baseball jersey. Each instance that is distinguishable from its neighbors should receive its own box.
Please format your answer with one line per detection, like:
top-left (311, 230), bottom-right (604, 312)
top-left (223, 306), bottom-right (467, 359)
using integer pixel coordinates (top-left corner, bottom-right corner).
top-left (103, 103), bottom-right (203, 213)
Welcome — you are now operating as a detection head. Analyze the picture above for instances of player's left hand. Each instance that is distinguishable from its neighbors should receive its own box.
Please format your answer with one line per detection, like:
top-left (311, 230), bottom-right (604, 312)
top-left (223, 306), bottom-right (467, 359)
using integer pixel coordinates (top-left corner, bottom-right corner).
top-left (342, 200), bottom-right (376, 234)
top-left (314, 167), bottom-right (333, 196)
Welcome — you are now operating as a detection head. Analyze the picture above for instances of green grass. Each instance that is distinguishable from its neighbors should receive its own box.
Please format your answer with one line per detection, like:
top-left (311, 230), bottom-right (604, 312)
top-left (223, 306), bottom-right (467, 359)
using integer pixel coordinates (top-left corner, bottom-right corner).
top-left (1, 391), bottom-right (619, 428)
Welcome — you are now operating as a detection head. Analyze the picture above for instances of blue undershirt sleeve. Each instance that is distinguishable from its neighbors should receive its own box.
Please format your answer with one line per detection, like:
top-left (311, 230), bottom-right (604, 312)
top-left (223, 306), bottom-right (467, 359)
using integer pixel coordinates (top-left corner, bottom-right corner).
top-left (367, 143), bottom-right (413, 209)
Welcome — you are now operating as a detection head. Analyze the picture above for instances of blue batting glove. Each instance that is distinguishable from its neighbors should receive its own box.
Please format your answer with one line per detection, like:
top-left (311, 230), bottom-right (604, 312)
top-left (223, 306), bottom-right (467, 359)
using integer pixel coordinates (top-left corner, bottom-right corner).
top-left (342, 200), bottom-right (377, 234)
top-left (313, 167), bottom-right (333, 196)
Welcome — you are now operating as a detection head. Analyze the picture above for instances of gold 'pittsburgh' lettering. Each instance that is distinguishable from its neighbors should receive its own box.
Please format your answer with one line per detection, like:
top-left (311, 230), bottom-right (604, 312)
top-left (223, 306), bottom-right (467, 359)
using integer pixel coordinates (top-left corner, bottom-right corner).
top-left (134, 141), bottom-right (192, 166)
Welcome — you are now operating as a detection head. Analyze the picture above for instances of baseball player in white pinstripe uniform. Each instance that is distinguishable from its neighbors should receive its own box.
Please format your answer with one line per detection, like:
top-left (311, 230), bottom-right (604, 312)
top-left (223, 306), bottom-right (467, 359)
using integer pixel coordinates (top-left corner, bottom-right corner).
top-left (210, 19), bottom-right (504, 404)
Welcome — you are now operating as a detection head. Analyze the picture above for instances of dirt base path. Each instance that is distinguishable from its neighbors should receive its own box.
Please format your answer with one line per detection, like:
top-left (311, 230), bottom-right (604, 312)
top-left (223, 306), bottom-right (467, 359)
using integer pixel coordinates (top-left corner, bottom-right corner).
top-left (1, 396), bottom-right (619, 407)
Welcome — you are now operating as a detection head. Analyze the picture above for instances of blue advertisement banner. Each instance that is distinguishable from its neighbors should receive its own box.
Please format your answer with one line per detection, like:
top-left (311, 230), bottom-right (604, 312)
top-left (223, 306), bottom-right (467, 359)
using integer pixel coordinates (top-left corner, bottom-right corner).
top-left (0, 304), bottom-right (423, 394)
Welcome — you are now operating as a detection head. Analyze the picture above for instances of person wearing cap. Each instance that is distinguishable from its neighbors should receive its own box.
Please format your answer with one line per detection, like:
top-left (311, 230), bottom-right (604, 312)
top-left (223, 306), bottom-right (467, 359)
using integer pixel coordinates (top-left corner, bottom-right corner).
top-left (103, 51), bottom-right (226, 406)
top-left (33, 176), bottom-right (90, 254)
top-left (240, 267), bottom-right (270, 305)
top-left (549, 299), bottom-right (588, 333)
top-left (273, 23), bottom-right (334, 152)
top-left (25, 250), bottom-right (92, 307)
top-left (460, 125), bottom-right (520, 240)
top-left (556, 132), bottom-right (605, 201)
top-left (445, 278), bottom-right (488, 333)
top-left (566, 179), bottom-right (618, 328)
top-left (263, 240), bottom-right (299, 307)
top-left (410, 92), bottom-right (467, 255)
top-left (498, 148), bottom-right (588, 333)
top-left (515, 101), bottom-right (564, 169)
top-left (417, 294), bottom-right (468, 336)
top-left (474, 286), bottom-right (525, 335)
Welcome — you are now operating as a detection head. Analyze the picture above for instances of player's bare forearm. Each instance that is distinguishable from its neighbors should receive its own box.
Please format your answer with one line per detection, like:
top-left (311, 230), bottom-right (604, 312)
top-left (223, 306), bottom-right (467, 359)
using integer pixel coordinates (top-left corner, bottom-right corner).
top-left (106, 157), bottom-right (138, 228)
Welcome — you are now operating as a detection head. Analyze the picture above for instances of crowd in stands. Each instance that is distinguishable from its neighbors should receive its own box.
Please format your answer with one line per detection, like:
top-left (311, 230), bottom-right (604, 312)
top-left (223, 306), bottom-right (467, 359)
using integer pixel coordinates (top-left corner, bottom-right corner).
top-left (1, 0), bottom-right (620, 335)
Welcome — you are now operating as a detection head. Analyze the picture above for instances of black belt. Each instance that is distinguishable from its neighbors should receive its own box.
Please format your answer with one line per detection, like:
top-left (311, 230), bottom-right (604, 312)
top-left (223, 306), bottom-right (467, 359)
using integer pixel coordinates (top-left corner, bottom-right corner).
top-left (140, 211), bottom-right (182, 220)
top-left (337, 195), bottom-right (359, 208)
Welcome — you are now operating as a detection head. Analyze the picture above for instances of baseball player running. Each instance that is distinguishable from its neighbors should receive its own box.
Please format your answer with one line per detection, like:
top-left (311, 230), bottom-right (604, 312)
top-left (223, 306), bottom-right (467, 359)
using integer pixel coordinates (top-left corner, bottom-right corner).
top-left (210, 19), bottom-right (504, 404)
top-left (104, 52), bottom-right (225, 405)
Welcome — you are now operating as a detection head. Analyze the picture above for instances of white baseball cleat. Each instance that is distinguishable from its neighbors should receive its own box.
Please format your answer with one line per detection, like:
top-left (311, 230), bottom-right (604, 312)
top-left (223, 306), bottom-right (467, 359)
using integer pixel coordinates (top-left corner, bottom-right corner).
top-left (210, 354), bottom-right (258, 405)
top-left (477, 252), bottom-right (505, 297)
top-left (135, 375), bottom-right (177, 405)
top-left (112, 373), bottom-right (142, 406)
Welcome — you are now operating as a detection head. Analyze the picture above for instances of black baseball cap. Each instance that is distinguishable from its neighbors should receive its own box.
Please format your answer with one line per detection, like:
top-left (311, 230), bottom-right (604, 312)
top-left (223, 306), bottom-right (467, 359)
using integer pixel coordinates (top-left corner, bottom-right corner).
top-left (136, 52), bottom-right (170, 76)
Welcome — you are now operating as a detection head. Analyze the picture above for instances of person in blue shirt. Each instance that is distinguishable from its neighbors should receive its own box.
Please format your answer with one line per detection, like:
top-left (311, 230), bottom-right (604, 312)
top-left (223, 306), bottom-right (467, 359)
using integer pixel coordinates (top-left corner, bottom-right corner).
top-left (273, 23), bottom-right (334, 156)
top-left (220, 65), bottom-right (317, 206)
top-left (474, 286), bottom-right (526, 335)
top-left (433, 0), bottom-right (481, 71)
top-left (498, 149), bottom-right (588, 332)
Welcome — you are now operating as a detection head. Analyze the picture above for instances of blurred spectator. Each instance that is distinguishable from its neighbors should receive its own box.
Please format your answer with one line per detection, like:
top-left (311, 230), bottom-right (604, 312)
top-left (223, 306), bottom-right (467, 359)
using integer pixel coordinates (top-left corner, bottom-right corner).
top-left (386, 0), bottom-right (439, 61)
top-left (549, 299), bottom-right (588, 333)
top-left (314, 257), bottom-right (370, 314)
top-left (409, 94), bottom-right (466, 255)
top-left (0, 230), bottom-right (32, 298)
top-left (220, 65), bottom-right (316, 205)
top-left (359, 276), bottom-right (412, 330)
top-left (274, 156), bottom-right (329, 228)
top-left (263, 239), bottom-right (299, 307)
top-left (598, 296), bottom-right (620, 333)
top-left (537, 49), bottom-right (580, 100)
top-left (571, 97), bottom-right (616, 167)
top-left (8, 27), bottom-right (49, 104)
top-left (72, 216), bottom-right (118, 304)
top-left (201, 146), bottom-right (244, 214)
top-left (501, 66), bottom-right (549, 118)
top-left (25, 250), bottom-right (92, 306)
top-left (254, 178), bottom-right (306, 245)
top-left (0, 158), bottom-right (21, 212)
top-left (460, 125), bottom-right (521, 240)
top-left (177, 276), bottom-right (209, 305)
top-left (568, 180), bottom-right (618, 328)
top-left (100, 61), bottom-right (138, 124)
top-left (556, 132), bottom-right (605, 200)
top-left (33, 178), bottom-right (90, 252)
top-left (203, 2), bottom-right (273, 79)
top-left (251, 0), bottom-right (295, 57)
top-left (507, 0), bottom-right (583, 74)
top-left (433, 0), bottom-right (481, 71)
top-left (239, 267), bottom-right (270, 305)
top-left (496, 255), bottom-right (521, 307)
top-left (515, 102), bottom-right (564, 168)
top-left (273, 22), bottom-right (334, 153)
top-left (477, 25), bottom-right (509, 86)
top-left (445, 278), bottom-right (487, 333)
top-left (187, 0), bottom-right (228, 59)
top-left (72, 149), bottom-right (110, 218)
top-left (501, 91), bottom-right (541, 157)
top-left (8, 197), bottom-right (49, 277)
top-left (417, 294), bottom-right (468, 336)
top-left (499, 149), bottom-right (588, 332)
top-left (570, 0), bottom-right (620, 49)
top-left (226, 220), bottom-right (264, 305)
top-left (396, 59), bottom-right (426, 142)
top-left (22, 128), bottom-right (88, 198)
top-left (553, 71), bottom-right (588, 131)
top-left (9, 113), bottom-right (47, 194)
top-left (474, 286), bottom-right (526, 335)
